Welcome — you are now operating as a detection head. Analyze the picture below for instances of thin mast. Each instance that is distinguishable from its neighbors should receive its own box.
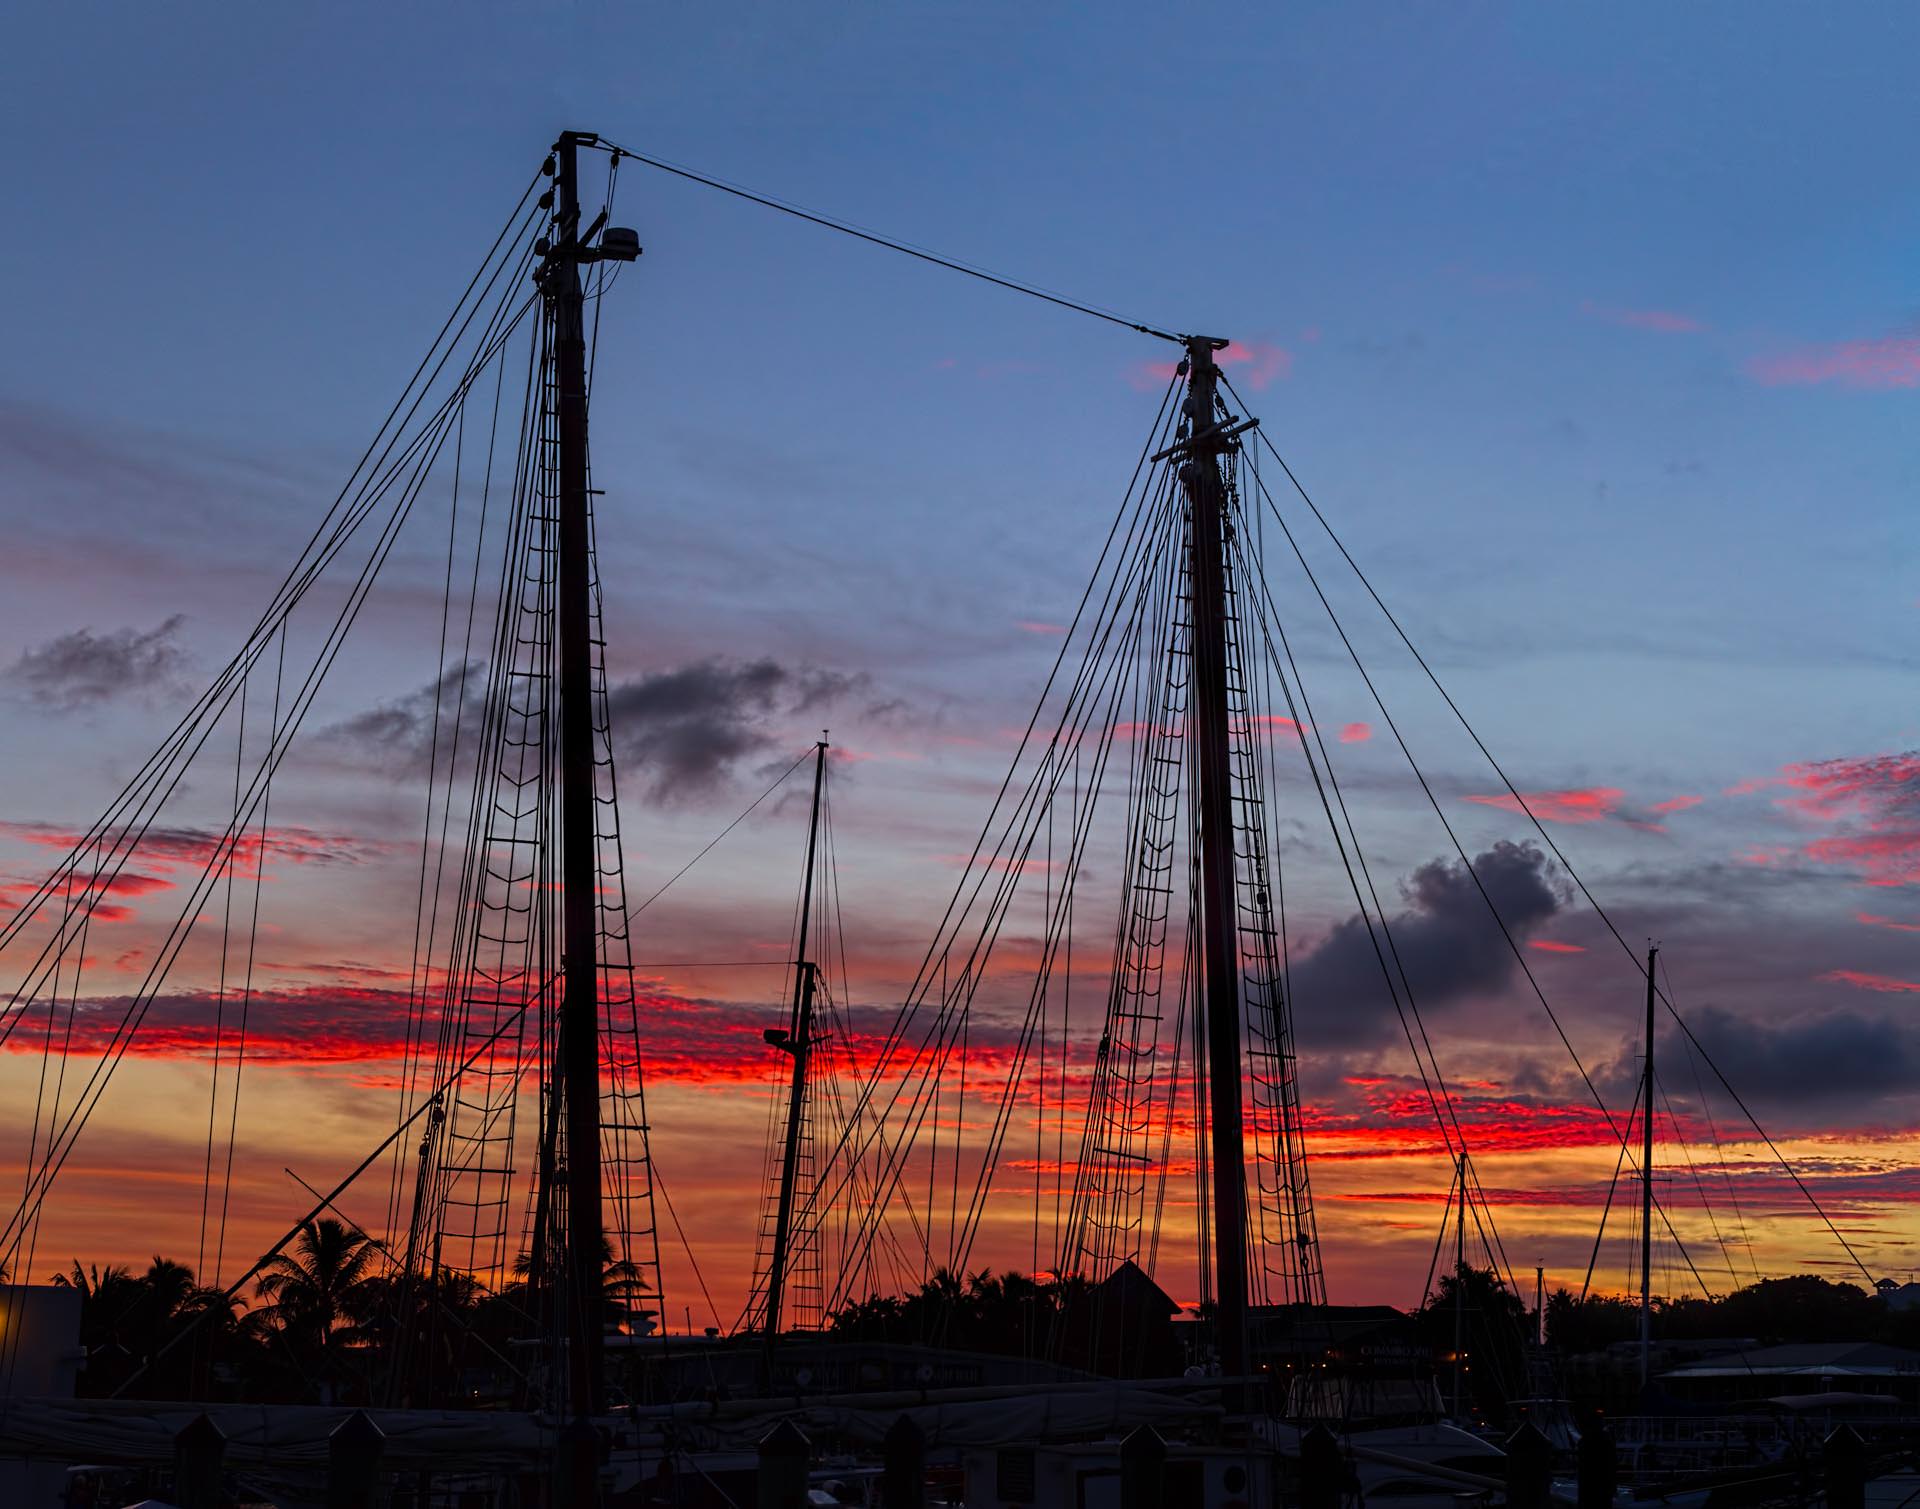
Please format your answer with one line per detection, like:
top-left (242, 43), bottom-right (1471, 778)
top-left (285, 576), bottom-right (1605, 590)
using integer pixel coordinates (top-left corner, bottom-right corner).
top-left (1640, 943), bottom-right (1658, 1388)
top-left (1179, 336), bottom-right (1251, 1402)
top-left (1452, 1151), bottom-right (1467, 1421)
top-left (551, 128), bottom-right (605, 1420)
top-left (765, 739), bottom-right (830, 1340)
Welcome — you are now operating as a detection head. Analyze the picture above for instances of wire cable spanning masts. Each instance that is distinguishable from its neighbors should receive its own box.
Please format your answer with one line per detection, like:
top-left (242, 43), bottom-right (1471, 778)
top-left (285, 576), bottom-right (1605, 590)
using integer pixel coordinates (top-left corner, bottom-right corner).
top-left (590, 135), bottom-right (1185, 344)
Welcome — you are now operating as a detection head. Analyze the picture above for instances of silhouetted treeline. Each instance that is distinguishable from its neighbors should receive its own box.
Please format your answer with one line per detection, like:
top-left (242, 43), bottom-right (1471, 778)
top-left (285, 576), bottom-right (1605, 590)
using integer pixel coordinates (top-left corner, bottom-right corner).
top-left (1546, 1273), bottom-right (1917, 1353)
top-left (48, 1219), bottom-right (650, 1407)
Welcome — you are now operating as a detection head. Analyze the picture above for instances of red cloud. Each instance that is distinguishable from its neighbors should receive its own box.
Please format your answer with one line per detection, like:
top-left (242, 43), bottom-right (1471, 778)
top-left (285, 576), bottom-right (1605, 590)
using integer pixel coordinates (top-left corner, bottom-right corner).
top-left (1307, 1074), bottom-right (1646, 1159)
top-left (1739, 752), bottom-right (1920, 886)
top-left (1778, 752), bottom-right (1920, 821)
top-left (1580, 300), bottom-right (1705, 334)
top-left (1527, 940), bottom-right (1586, 954)
top-left (1218, 340), bottom-right (1292, 389)
top-left (1805, 832), bottom-right (1920, 888)
top-left (1332, 1162), bottom-right (1920, 1216)
top-left (94, 871), bottom-right (174, 896)
top-left (1129, 339), bottom-right (1293, 392)
top-left (0, 978), bottom-right (920, 1095)
top-left (1859, 912), bottom-right (1920, 934)
top-left (1823, 969), bottom-right (1920, 995)
top-left (1016, 620), bottom-right (1066, 636)
top-left (0, 821), bottom-right (381, 883)
top-left (1116, 713), bottom-right (1304, 742)
top-left (0, 882), bottom-right (137, 924)
top-left (1466, 787), bottom-right (1622, 824)
top-left (1749, 334), bottom-right (1920, 390)
top-left (1339, 722), bottom-right (1372, 744)
top-left (1651, 795), bottom-right (1704, 815)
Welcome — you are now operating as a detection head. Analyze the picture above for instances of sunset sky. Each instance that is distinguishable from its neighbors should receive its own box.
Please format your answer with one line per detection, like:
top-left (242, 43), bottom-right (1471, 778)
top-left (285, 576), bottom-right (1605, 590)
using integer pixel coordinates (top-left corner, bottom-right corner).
top-left (0, 5), bottom-right (1915, 1332)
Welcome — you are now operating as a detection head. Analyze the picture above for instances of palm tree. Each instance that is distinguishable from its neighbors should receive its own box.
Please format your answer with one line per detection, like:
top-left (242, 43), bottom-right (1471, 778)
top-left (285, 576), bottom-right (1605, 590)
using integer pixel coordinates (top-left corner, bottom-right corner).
top-left (140, 1256), bottom-right (195, 1321)
top-left (252, 1218), bottom-right (377, 1399)
top-left (51, 1259), bottom-right (135, 1302)
top-left (51, 1258), bottom-right (208, 1395)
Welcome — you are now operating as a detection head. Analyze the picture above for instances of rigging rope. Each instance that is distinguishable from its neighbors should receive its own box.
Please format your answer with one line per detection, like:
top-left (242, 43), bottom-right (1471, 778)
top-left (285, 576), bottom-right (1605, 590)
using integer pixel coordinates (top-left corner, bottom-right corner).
top-left (1232, 384), bottom-right (1878, 1289)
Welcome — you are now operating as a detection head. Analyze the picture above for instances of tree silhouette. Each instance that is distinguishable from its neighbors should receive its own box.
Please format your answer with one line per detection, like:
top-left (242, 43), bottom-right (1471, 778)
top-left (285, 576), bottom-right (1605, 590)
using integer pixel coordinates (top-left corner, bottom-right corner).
top-left (1413, 1263), bottom-right (1530, 1421)
top-left (251, 1218), bottom-right (378, 1400)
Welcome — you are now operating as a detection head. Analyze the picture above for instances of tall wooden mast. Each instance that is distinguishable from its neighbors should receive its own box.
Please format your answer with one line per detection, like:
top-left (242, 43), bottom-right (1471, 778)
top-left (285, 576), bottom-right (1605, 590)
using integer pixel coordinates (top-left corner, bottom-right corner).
top-left (1178, 335), bottom-right (1251, 1396)
top-left (550, 127), bottom-right (605, 1420)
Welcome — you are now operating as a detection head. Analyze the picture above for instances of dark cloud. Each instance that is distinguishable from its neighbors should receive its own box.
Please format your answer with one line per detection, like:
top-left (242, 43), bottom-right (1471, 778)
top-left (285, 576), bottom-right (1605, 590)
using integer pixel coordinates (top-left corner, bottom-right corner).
top-left (5, 615), bottom-right (189, 709)
top-left (318, 660), bottom-right (485, 775)
top-left (317, 657), bottom-right (870, 801)
top-left (1633, 1006), bottom-right (1920, 1110)
top-left (1289, 840), bottom-right (1566, 1049)
top-left (606, 658), bottom-right (866, 803)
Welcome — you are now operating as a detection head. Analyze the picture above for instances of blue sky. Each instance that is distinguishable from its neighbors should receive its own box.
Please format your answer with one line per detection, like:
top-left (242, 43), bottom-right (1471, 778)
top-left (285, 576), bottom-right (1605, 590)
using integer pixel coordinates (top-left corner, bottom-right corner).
top-left (0, 3), bottom-right (1915, 1312)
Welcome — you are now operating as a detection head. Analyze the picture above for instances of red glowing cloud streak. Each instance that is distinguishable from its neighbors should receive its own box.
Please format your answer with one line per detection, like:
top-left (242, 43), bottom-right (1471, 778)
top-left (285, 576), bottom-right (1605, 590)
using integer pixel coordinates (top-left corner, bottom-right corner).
top-left (1339, 1161), bottom-right (1920, 1219)
top-left (1749, 334), bottom-right (1920, 390)
top-left (0, 977), bottom-right (1029, 1097)
top-left (1824, 969), bottom-right (1920, 996)
top-left (1580, 300), bottom-right (1706, 334)
top-left (0, 820), bottom-right (383, 883)
top-left (1466, 787), bottom-right (1623, 824)
top-left (1859, 912), bottom-right (1920, 934)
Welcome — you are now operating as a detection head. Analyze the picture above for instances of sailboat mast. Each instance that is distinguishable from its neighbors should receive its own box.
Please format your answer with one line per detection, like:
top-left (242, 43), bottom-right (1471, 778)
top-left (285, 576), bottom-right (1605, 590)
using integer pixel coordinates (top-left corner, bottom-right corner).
top-left (551, 128), bottom-right (606, 1419)
top-left (1179, 336), bottom-right (1251, 1398)
top-left (765, 739), bottom-right (829, 1340)
top-left (1452, 1151), bottom-right (1467, 1420)
top-left (1640, 943), bottom-right (1658, 1388)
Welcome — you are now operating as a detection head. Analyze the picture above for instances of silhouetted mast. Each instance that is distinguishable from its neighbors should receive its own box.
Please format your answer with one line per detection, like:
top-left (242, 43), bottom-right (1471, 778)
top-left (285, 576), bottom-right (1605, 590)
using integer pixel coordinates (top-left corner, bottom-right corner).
top-left (538, 128), bottom-right (639, 1421)
top-left (1641, 943), bottom-right (1658, 1388)
top-left (550, 127), bottom-right (607, 1422)
top-left (765, 739), bottom-right (829, 1340)
top-left (1178, 336), bottom-right (1252, 1397)
top-left (1453, 1151), bottom-right (1468, 1421)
